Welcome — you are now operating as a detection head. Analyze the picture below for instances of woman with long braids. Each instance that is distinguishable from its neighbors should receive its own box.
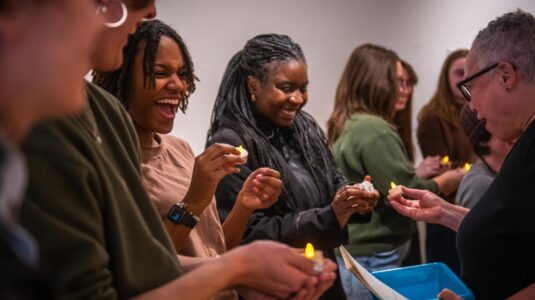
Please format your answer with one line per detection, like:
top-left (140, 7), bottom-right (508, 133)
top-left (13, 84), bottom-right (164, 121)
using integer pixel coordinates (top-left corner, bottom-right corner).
top-left (207, 33), bottom-right (379, 300)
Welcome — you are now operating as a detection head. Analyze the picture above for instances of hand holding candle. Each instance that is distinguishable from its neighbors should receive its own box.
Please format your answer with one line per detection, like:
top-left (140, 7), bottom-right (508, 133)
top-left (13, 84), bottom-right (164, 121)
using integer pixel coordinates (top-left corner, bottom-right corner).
top-left (235, 145), bottom-right (248, 164)
top-left (388, 182), bottom-right (403, 198)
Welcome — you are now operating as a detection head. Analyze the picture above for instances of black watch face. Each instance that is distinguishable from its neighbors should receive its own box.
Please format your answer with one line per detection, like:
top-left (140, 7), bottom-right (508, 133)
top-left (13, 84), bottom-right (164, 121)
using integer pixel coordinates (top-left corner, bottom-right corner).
top-left (168, 206), bottom-right (183, 223)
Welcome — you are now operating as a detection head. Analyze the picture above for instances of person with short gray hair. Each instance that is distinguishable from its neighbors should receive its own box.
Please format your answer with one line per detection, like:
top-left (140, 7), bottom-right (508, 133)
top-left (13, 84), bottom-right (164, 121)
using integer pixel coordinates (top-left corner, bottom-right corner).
top-left (389, 9), bottom-right (535, 299)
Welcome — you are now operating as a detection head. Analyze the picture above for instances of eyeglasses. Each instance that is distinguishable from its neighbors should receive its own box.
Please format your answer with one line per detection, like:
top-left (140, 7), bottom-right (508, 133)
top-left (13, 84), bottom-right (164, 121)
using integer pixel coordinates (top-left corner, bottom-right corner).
top-left (456, 63), bottom-right (499, 102)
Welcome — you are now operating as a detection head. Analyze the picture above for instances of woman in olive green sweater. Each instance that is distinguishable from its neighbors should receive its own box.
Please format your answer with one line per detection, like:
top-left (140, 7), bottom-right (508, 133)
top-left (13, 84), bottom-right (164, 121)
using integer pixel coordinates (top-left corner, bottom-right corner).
top-left (327, 44), bottom-right (464, 299)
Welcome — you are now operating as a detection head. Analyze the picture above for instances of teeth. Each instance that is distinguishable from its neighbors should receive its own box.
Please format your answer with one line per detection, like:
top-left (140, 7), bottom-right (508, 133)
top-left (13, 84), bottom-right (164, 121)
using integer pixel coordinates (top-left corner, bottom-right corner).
top-left (156, 99), bottom-right (180, 105)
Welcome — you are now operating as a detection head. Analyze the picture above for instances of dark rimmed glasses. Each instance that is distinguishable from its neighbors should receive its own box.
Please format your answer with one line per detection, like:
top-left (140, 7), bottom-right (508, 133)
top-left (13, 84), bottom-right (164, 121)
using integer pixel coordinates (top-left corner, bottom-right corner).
top-left (456, 62), bottom-right (499, 102)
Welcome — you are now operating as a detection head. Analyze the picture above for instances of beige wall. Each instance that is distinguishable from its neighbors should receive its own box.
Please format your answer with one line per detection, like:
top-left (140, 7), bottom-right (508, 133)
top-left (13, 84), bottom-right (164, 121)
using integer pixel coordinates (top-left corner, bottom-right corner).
top-left (155, 0), bottom-right (535, 157)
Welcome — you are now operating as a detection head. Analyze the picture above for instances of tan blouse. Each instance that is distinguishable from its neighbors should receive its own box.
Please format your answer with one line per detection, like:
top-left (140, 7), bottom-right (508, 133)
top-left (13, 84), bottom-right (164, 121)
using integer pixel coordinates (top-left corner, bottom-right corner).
top-left (141, 134), bottom-right (236, 300)
top-left (140, 134), bottom-right (226, 257)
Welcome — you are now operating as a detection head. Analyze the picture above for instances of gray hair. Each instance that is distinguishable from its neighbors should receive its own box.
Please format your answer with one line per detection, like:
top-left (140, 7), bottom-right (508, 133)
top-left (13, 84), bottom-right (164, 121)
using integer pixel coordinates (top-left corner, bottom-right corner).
top-left (471, 9), bottom-right (535, 82)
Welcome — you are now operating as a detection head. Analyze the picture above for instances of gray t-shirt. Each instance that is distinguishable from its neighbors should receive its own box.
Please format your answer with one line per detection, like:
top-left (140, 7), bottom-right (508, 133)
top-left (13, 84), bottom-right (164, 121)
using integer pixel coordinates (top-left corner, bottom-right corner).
top-left (455, 162), bottom-right (496, 209)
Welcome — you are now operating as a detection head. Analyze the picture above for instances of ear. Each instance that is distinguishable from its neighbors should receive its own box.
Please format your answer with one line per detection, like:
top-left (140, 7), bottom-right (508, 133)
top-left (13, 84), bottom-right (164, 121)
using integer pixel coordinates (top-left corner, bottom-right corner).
top-left (247, 75), bottom-right (259, 95)
top-left (498, 61), bottom-right (516, 91)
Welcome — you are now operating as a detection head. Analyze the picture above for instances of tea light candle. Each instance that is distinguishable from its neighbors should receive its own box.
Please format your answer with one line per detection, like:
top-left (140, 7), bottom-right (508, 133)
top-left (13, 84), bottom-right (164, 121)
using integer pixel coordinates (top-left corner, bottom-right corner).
top-left (236, 145), bottom-right (248, 163)
top-left (463, 163), bottom-right (471, 172)
top-left (388, 182), bottom-right (403, 198)
top-left (441, 155), bottom-right (450, 165)
top-left (304, 243), bottom-right (324, 272)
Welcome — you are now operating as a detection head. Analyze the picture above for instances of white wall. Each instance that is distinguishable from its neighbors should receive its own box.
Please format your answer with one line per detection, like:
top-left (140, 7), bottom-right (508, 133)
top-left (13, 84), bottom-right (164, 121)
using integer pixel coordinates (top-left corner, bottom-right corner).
top-left (155, 0), bottom-right (535, 156)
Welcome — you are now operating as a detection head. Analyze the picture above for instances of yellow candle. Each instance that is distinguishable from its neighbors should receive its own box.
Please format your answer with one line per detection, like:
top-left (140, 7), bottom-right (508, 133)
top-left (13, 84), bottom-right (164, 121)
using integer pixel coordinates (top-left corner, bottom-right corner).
top-left (305, 243), bottom-right (315, 259)
top-left (304, 243), bottom-right (324, 271)
top-left (237, 145), bottom-right (244, 156)
top-left (464, 163), bottom-right (471, 172)
top-left (441, 155), bottom-right (450, 165)
top-left (388, 181), bottom-right (403, 197)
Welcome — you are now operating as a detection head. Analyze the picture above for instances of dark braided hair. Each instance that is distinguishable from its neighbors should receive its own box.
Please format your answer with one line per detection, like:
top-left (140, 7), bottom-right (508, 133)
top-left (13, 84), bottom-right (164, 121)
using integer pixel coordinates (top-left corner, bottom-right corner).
top-left (207, 34), bottom-right (344, 213)
top-left (92, 19), bottom-right (197, 112)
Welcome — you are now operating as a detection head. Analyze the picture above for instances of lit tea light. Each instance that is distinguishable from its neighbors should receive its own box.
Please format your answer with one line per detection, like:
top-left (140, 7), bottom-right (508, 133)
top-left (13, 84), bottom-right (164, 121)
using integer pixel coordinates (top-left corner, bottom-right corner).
top-left (388, 181), bottom-right (403, 198)
top-left (463, 163), bottom-right (471, 172)
top-left (304, 243), bottom-right (324, 272)
top-left (441, 155), bottom-right (450, 165)
top-left (236, 145), bottom-right (248, 163)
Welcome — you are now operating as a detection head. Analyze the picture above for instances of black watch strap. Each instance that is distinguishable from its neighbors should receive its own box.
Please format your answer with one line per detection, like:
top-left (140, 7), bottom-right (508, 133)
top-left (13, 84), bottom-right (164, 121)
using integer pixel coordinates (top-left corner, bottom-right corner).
top-left (167, 203), bottom-right (199, 228)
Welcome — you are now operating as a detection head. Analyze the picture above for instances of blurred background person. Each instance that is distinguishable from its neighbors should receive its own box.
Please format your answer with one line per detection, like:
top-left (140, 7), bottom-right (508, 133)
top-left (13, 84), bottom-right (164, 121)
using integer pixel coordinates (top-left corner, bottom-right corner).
top-left (416, 48), bottom-right (474, 274)
top-left (396, 60), bottom-right (444, 267)
top-left (456, 105), bottom-right (513, 209)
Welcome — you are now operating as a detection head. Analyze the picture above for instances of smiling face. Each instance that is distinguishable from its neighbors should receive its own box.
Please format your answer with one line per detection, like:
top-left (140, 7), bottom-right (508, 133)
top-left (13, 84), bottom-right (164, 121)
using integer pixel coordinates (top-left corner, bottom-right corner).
top-left (448, 57), bottom-right (467, 104)
top-left (248, 59), bottom-right (309, 127)
top-left (465, 52), bottom-right (522, 143)
top-left (128, 36), bottom-right (187, 135)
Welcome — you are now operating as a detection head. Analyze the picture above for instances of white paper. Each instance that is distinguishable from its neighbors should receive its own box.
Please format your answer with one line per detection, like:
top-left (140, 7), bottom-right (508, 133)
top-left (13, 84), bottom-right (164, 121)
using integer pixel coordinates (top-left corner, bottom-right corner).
top-left (339, 246), bottom-right (408, 300)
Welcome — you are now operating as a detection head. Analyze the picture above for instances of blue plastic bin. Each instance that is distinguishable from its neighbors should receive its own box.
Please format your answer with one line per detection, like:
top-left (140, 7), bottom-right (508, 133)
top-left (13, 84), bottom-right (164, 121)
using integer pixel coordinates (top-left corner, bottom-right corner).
top-left (371, 263), bottom-right (474, 300)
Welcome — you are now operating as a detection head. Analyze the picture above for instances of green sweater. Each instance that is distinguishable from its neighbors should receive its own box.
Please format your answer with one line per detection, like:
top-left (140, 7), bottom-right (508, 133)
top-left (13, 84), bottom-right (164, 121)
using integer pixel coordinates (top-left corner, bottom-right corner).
top-left (332, 114), bottom-right (438, 256)
top-left (21, 83), bottom-right (182, 299)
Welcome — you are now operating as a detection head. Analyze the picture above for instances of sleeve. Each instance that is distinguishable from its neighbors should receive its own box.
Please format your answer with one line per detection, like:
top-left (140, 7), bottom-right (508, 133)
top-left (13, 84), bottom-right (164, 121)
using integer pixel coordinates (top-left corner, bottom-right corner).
top-left (21, 126), bottom-right (117, 300)
top-left (417, 114), bottom-right (450, 157)
top-left (210, 128), bottom-right (348, 250)
top-left (359, 127), bottom-right (439, 201)
top-left (243, 206), bottom-right (348, 250)
top-left (455, 172), bottom-right (493, 209)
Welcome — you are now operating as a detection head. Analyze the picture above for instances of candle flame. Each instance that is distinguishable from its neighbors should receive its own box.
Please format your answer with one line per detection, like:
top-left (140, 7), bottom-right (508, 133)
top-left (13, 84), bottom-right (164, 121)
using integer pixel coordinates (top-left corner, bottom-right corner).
top-left (237, 145), bottom-right (244, 155)
top-left (441, 156), bottom-right (450, 164)
top-left (305, 243), bottom-right (315, 259)
top-left (464, 163), bottom-right (471, 171)
top-left (390, 182), bottom-right (397, 189)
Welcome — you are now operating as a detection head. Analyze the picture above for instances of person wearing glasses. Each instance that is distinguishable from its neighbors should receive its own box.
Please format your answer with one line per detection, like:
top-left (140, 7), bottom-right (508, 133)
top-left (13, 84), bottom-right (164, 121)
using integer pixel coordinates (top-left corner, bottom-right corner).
top-left (390, 10), bottom-right (535, 299)
top-left (416, 49), bottom-right (475, 275)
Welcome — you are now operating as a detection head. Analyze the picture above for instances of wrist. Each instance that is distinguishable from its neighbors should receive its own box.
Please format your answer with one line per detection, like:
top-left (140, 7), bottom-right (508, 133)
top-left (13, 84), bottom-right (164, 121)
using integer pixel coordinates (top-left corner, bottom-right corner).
top-left (219, 247), bottom-right (247, 287)
top-left (234, 193), bottom-right (255, 214)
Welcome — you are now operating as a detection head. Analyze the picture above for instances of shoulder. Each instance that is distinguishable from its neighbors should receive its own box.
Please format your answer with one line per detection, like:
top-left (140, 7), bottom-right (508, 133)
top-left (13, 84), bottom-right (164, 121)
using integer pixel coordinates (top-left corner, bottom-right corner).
top-left (344, 114), bottom-right (395, 138)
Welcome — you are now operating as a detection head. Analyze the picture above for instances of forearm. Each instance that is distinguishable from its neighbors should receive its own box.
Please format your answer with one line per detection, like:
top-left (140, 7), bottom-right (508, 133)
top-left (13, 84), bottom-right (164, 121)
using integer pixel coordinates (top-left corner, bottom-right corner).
top-left (177, 255), bottom-right (213, 273)
top-left (440, 202), bottom-right (470, 232)
top-left (222, 199), bottom-right (253, 249)
top-left (131, 255), bottom-right (240, 300)
top-left (165, 185), bottom-right (216, 252)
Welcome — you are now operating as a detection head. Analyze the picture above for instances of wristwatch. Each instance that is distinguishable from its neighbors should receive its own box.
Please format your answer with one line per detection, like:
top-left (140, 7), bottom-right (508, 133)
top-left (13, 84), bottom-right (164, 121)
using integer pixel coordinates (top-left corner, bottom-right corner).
top-left (167, 202), bottom-right (199, 228)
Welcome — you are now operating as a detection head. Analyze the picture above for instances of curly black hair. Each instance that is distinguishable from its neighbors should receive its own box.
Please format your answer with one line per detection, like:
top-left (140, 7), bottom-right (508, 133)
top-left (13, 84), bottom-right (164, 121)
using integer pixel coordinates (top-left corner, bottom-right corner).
top-left (93, 19), bottom-right (197, 113)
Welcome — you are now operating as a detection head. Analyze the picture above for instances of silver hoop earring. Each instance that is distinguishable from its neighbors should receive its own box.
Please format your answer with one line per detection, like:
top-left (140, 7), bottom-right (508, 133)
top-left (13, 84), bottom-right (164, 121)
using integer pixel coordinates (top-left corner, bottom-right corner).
top-left (97, 1), bottom-right (128, 28)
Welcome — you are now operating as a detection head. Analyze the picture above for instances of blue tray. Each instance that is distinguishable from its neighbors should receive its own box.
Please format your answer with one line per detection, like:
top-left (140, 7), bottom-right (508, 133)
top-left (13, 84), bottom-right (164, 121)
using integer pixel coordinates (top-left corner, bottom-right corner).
top-left (372, 263), bottom-right (474, 300)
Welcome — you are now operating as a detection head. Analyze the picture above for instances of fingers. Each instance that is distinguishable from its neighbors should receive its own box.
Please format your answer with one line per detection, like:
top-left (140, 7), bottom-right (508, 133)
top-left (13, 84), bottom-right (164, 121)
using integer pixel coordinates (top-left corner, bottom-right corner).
top-left (399, 186), bottom-right (428, 199)
top-left (437, 288), bottom-right (463, 300)
top-left (389, 199), bottom-right (418, 219)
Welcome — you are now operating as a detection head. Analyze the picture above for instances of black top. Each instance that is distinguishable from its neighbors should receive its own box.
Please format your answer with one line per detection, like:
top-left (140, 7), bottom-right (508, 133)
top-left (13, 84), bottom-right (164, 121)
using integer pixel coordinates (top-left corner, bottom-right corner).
top-left (210, 126), bottom-right (351, 250)
top-left (457, 121), bottom-right (535, 299)
top-left (209, 115), bottom-right (370, 300)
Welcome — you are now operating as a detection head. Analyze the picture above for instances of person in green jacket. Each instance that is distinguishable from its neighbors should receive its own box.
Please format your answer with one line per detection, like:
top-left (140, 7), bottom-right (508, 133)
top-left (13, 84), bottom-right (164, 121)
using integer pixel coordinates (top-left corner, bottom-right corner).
top-left (326, 44), bottom-right (465, 299)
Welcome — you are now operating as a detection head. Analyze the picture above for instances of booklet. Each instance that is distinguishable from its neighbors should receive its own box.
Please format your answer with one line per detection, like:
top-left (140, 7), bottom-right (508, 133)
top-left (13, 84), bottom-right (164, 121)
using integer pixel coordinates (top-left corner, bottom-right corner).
top-left (339, 246), bottom-right (408, 300)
